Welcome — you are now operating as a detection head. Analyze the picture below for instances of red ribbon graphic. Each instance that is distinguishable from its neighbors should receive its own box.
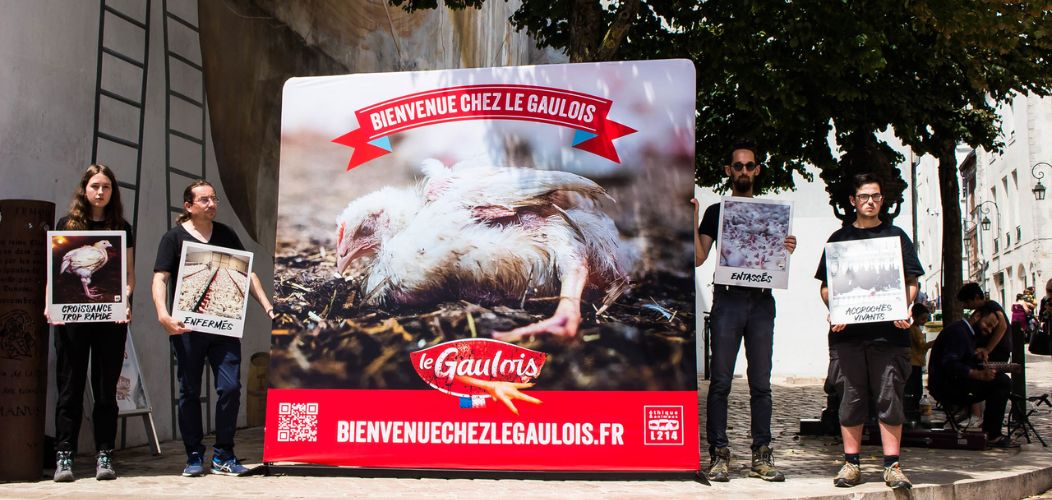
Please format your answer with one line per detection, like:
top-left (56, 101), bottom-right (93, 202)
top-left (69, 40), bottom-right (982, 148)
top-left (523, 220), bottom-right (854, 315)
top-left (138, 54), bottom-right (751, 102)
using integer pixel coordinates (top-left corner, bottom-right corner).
top-left (333, 84), bottom-right (636, 170)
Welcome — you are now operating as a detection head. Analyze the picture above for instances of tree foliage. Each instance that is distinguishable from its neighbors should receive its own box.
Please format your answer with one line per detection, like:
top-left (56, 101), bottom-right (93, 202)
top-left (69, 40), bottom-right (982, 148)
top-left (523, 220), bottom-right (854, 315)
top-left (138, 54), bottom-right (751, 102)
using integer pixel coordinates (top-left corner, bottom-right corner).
top-left (392, 0), bottom-right (1052, 317)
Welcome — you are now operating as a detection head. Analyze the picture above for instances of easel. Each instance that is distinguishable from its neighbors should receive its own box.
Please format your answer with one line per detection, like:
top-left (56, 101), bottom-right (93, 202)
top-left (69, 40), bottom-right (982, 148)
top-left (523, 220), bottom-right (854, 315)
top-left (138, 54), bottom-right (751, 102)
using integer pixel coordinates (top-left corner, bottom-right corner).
top-left (88, 326), bottom-right (161, 454)
top-left (1007, 393), bottom-right (1049, 447)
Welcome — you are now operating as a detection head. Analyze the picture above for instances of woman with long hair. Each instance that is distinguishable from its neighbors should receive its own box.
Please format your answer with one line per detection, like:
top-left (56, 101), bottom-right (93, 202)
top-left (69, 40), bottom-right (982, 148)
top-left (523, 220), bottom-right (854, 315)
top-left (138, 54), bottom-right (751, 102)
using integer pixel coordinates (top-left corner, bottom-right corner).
top-left (44, 164), bottom-right (135, 482)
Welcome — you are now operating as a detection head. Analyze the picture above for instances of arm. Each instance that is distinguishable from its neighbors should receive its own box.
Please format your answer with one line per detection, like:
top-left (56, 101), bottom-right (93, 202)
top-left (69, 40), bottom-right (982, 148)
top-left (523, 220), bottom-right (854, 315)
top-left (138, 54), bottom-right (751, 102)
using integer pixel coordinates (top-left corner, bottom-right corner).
top-left (820, 283), bottom-right (846, 332)
top-left (894, 276), bottom-right (919, 329)
top-left (118, 247), bottom-right (135, 324)
top-left (43, 283), bottom-right (64, 325)
top-left (248, 272), bottom-right (277, 320)
top-left (977, 311), bottom-right (1008, 361)
top-left (691, 198), bottom-right (714, 267)
top-left (152, 271), bottom-right (190, 335)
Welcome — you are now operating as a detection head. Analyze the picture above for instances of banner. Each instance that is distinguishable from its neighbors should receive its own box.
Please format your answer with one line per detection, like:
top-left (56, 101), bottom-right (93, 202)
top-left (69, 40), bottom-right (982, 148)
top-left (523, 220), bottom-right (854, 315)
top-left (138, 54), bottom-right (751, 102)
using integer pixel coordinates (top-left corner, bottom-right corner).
top-left (267, 60), bottom-right (698, 471)
top-left (825, 236), bottom-right (908, 324)
top-left (713, 197), bottom-right (793, 289)
top-left (171, 242), bottom-right (253, 337)
top-left (46, 231), bottom-right (127, 323)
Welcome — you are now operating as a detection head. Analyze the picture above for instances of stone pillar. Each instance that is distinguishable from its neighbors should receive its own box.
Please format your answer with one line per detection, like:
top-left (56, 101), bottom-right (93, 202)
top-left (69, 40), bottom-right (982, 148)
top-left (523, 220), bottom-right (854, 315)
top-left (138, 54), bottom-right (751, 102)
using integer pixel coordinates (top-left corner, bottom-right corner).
top-left (0, 200), bottom-right (54, 481)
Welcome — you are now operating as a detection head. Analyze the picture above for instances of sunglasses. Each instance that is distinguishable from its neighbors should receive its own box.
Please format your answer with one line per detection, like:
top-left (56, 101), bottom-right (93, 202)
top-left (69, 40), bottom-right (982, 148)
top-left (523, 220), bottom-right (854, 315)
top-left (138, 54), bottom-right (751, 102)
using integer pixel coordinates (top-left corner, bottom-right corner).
top-left (731, 161), bottom-right (758, 172)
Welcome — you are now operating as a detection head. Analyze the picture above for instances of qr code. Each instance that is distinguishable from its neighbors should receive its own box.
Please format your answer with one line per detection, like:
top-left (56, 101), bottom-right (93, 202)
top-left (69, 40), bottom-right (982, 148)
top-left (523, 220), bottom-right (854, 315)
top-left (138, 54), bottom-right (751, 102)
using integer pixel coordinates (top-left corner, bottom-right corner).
top-left (277, 402), bottom-right (318, 442)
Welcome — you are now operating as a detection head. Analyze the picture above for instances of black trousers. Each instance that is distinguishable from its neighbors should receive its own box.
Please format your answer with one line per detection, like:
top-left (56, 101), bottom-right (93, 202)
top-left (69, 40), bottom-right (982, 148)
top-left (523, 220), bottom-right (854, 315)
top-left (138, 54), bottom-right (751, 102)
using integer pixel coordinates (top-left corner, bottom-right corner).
top-left (54, 322), bottom-right (128, 452)
top-left (935, 372), bottom-right (1011, 439)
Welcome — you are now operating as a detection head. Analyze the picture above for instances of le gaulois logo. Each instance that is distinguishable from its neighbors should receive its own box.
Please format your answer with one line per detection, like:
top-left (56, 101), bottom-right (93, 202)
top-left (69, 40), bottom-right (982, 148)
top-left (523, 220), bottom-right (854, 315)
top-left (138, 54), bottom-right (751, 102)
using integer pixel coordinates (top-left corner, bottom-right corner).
top-left (410, 339), bottom-right (547, 399)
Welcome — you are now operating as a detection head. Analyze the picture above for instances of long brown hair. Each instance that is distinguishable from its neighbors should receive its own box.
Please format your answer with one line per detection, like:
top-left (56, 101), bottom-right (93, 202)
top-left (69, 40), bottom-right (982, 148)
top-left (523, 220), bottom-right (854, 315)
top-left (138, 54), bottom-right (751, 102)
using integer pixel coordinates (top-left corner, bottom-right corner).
top-left (64, 164), bottom-right (126, 230)
top-left (176, 179), bottom-right (215, 223)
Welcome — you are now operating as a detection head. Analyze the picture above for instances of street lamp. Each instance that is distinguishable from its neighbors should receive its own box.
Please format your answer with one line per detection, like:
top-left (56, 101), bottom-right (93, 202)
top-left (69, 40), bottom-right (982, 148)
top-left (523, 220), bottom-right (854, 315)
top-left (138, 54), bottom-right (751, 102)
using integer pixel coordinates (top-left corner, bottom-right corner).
top-left (974, 200), bottom-right (1000, 233)
top-left (1032, 162), bottom-right (1051, 201)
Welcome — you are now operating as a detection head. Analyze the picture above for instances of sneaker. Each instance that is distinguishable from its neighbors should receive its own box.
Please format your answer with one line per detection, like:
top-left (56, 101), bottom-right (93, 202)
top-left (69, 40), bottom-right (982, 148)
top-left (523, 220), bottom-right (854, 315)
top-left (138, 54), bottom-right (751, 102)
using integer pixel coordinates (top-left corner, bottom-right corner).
top-left (95, 450), bottom-right (116, 480)
top-left (211, 455), bottom-right (249, 476)
top-left (53, 451), bottom-right (74, 483)
top-left (957, 414), bottom-right (983, 430)
top-left (750, 445), bottom-right (785, 482)
top-left (182, 452), bottom-right (206, 477)
top-left (883, 462), bottom-right (912, 490)
top-left (833, 461), bottom-right (862, 487)
top-left (708, 447), bottom-right (731, 482)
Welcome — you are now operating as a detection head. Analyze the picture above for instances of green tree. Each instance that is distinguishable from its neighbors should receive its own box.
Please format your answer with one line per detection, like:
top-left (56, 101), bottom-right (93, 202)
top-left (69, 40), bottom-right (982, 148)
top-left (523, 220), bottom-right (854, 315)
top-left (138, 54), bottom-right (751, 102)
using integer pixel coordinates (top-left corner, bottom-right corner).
top-left (694, 2), bottom-right (1050, 321)
top-left (392, 0), bottom-right (1052, 321)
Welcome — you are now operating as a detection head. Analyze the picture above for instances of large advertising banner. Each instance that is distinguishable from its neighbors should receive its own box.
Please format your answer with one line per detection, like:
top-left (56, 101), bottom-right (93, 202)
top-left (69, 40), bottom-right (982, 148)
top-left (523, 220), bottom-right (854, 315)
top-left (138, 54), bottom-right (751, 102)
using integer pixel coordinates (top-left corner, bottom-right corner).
top-left (46, 231), bottom-right (127, 323)
top-left (265, 60), bottom-right (699, 471)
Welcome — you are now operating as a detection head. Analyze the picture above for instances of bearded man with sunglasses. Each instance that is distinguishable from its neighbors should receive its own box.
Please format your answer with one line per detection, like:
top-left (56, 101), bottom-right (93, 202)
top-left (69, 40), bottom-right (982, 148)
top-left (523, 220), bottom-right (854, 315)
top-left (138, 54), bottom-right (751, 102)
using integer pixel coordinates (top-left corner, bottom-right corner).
top-left (815, 173), bottom-right (924, 490)
top-left (691, 140), bottom-right (796, 483)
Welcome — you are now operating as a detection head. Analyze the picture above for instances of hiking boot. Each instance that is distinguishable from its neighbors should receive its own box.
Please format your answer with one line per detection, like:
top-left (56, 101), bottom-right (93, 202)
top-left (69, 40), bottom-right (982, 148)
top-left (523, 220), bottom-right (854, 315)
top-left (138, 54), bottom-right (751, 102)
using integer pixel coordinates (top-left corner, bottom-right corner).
top-left (53, 451), bottom-right (74, 483)
top-left (883, 462), bottom-right (912, 490)
top-left (750, 445), bottom-right (785, 482)
top-left (211, 455), bottom-right (249, 476)
top-left (833, 461), bottom-right (862, 487)
top-left (182, 452), bottom-right (206, 477)
top-left (95, 449), bottom-right (116, 480)
top-left (708, 447), bottom-right (731, 482)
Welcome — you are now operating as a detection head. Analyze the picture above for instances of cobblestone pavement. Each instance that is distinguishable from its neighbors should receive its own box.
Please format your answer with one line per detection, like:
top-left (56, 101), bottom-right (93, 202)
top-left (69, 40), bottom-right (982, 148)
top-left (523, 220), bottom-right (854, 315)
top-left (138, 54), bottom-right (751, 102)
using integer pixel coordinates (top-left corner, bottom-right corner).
top-left (2, 356), bottom-right (1051, 498)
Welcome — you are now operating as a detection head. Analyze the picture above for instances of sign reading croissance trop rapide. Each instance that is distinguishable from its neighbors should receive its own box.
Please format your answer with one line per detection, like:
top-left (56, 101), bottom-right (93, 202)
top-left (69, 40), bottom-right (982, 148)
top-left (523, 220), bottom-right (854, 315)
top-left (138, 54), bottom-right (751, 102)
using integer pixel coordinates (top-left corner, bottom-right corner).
top-left (265, 60), bottom-right (699, 471)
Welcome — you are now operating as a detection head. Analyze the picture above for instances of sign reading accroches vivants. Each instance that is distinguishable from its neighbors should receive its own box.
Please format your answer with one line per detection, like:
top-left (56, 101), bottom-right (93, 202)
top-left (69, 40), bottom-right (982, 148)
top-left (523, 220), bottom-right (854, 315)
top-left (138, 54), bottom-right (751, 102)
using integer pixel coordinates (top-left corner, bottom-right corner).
top-left (825, 236), bottom-right (908, 324)
top-left (713, 197), bottom-right (793, 289)
top-left (170, 242), bottom-right (253, 337)
top-left (267, 60), bottom-right (699, 472)
top-left (47, 231), bottom-right (127, 323)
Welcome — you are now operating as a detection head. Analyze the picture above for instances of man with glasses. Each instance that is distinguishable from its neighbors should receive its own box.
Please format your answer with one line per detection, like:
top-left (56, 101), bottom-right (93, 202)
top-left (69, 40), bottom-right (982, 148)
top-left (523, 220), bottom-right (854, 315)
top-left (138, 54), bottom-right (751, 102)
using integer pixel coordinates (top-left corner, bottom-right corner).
top-left (815, 173), bottom-right (923, 490)
top-left (152, 180), bottom-right (276, 477)
top-left (692, 140), bottom-right (796, 482)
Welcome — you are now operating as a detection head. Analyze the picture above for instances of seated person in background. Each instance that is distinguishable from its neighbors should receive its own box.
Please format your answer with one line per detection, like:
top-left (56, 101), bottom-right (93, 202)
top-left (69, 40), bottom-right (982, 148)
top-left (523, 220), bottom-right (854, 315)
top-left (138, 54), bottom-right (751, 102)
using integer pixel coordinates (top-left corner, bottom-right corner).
top-left (957, 283), bottom-right (1009, 362)
top-left (928, 301), bottom-right (1014, 448)
top-left (905, 303), bottom-right (933, 420)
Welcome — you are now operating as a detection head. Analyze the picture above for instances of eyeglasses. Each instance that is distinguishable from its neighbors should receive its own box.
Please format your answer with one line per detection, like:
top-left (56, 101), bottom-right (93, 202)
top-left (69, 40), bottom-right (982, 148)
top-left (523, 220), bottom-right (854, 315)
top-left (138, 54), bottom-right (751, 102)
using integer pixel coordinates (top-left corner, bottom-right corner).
top-left (854, 193), bottom-right (884, 203)
top-left (194, 196), bottom-right (220, 205)
top-left (731, 161), bottom-right (758, 172)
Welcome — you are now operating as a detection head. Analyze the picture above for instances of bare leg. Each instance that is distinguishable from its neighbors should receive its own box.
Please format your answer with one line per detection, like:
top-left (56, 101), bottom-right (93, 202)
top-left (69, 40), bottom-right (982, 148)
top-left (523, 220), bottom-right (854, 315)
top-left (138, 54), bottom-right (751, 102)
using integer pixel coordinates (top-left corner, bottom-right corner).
top-left (878, 422), bottom-right (902, 457)
top-left (841, 424), bottom-right (863, 454)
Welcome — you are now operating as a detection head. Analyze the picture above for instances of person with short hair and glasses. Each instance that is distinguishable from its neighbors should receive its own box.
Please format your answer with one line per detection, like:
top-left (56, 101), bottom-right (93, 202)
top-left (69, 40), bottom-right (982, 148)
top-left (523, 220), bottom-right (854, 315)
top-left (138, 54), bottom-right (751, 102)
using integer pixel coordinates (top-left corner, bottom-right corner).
top-left (152, 180), bottom-right (276, 477)
top-left (691, 139), bottom-right (796, 483)
top-left (816, 173), bottom-right (923, 490)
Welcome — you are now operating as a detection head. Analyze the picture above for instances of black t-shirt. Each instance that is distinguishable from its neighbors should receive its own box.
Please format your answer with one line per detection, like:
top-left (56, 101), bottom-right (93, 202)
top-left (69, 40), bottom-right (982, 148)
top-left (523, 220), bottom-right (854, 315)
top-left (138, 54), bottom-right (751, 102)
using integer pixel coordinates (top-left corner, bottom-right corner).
top-left (698, 203), bottom-right (720, 241)
top-left (814, 220), bottom-right (925, 346)
top-left (154, 221), bottom-right (244, 304)
top-left (57, 216), bottom-right (135, 248)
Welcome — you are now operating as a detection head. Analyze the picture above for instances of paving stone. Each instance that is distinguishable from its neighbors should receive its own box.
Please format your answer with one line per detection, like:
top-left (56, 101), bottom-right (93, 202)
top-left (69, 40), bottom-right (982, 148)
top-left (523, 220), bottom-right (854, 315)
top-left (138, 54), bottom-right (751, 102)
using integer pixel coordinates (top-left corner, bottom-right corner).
top-left (2, 356), bottom-right (1051, 498)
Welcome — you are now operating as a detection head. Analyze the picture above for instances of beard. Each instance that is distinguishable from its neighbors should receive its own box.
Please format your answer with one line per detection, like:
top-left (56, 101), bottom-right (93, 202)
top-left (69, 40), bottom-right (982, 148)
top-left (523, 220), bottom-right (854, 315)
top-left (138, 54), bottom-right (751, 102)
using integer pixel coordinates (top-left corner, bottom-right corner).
top-left (732, 175), bottom-right (753, 192)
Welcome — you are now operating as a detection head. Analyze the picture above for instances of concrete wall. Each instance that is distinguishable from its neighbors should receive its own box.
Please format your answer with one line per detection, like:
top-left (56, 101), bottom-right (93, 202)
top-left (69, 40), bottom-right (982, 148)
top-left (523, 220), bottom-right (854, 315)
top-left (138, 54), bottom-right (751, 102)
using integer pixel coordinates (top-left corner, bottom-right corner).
top-left (0, 0), bottom-right (566, 452)
top-left (973, 94), bottom-right (1052, 304)
top-left (0, 0), bottom-right (273, 452)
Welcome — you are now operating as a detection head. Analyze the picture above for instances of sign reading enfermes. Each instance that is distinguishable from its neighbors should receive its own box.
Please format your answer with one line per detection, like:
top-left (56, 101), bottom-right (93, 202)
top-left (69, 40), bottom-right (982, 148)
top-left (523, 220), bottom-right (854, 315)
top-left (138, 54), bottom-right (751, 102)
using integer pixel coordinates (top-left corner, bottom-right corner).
top-left (713, 197), bottom-right (793, 289)
top-left (825, 236), bottom-right (907, 325)
top-left (171, 242), bottom-right (253, 337)
top-left (47, 231), bottom-right (127, 323)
